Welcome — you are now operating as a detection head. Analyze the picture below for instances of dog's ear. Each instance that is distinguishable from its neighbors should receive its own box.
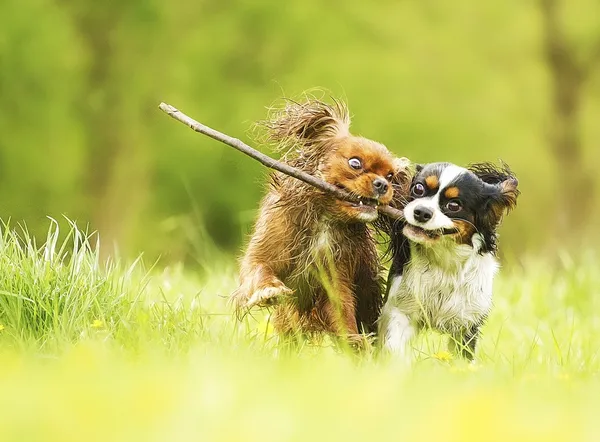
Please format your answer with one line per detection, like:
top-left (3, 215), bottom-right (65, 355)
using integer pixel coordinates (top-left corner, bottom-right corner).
top-left (495, 177), bottom-right (519, 212)
top-left (384, 157), bottom-right (412, 210)
top-left (415, 163), bottom-right (424, 173)
top-left (470, 161), bottom-right (520, 222)
top-left (392, 157), bottom-right (411, 178)
top-left (265, 98), bottom-right (350, 145)
top-left (469, 162), bottom-right (513, 185)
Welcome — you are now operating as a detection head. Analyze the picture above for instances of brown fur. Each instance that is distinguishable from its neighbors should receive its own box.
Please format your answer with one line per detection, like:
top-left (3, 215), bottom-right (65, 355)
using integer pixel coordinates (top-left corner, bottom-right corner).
top-left (452, 219), bottom-right (478, 245)
top-left (444, 186), bottom-right (460, 199)
top-left (425, 175), bottom-right (439, 191)
top-left (232, 97), bottom-right (409, 341)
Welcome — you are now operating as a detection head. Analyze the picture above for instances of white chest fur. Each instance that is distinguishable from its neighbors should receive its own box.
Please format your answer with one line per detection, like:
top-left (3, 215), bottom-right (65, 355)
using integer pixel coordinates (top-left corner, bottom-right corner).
top-left (379, 240), bottom-right (499, 353)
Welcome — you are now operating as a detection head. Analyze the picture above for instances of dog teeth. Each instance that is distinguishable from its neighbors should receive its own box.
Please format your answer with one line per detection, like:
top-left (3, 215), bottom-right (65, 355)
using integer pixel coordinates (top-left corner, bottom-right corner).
top-left (355, 196), bottom-right (380, 208)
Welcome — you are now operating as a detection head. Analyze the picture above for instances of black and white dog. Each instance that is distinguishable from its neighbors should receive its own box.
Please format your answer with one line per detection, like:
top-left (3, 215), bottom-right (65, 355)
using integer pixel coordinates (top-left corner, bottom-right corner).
top-left (378, 162), bottom-right (519, 360)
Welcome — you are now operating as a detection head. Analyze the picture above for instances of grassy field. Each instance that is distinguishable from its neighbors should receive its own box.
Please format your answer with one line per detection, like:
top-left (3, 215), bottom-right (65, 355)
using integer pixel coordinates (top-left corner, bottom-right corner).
top-left (0, 220), bottom-right (599, 442)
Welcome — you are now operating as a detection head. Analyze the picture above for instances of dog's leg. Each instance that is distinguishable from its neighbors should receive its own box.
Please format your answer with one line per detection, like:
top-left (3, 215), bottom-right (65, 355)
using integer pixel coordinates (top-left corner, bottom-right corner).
top-left (232, 193), bottom-right (295, 312)
top-left (322, 277), bottom-right (361, 341)
top-left (233, 264), bottom-right (293, 310)
top-left (353, 248), bottom-right (384, 336)
top-left (449, 323), bottom-right (481, 361)
top-left (377, 301), bottom-right (415, 357)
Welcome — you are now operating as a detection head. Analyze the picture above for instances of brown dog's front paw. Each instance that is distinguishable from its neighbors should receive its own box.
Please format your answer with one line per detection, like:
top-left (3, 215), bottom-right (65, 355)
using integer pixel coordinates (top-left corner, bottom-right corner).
top-left (245, 283), bottom-right (293, 309)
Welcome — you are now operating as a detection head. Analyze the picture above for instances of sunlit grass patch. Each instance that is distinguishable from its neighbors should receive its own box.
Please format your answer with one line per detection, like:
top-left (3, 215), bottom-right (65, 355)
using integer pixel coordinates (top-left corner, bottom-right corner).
top-left (0, 219), bottom-right (599, 441)
top-left (0, 219), bottom-right (238, 353)
top-left (0, 344), bottom-right (598, 442)
top-left (0, 219), bottom-right (147, 349)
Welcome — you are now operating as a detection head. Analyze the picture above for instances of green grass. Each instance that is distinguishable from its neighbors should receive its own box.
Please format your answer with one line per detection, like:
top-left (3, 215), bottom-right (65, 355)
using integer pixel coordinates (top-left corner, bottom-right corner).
top-left (0, 220), bottom-right (599, 441)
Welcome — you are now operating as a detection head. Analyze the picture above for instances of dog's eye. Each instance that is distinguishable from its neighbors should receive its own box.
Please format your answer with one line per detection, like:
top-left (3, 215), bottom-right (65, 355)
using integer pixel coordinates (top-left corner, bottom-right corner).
top-left (446, 200), bottom-right (462, 212)
top-left (348, 158), bottom-right (362, 170)
top-left (386, 172), bottom-right (394, 180)
top-left (412, 183), bottom-right (426, 197)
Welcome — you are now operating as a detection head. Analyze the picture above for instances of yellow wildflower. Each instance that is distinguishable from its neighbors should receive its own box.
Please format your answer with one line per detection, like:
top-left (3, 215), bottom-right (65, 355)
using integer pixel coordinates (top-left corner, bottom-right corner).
top-left (433, 351), bottom-right (454, 362)
top-left (91, 319), bottom-right (104, 329)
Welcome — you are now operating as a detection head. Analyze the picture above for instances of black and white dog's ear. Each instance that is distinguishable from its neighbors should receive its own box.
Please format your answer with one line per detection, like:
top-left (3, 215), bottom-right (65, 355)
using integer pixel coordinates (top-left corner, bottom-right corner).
top-left (415, 163), bottom-right (424, 173)
top-left (468, 161), bottom-right (507, 183)
top-left (469, 161), bottom-right (520, 220)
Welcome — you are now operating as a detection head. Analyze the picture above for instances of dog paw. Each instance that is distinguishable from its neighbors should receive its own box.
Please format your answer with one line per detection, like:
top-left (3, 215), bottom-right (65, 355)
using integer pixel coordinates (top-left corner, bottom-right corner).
top-left (245, 284), bottom-right (293, 309)
top-left (345, 333), bottom-right (368, 348)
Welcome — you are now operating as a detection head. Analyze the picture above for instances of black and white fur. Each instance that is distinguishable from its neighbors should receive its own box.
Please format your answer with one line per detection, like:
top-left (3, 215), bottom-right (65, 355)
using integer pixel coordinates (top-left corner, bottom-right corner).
top-left (378, 162), bottom-right (519, 360)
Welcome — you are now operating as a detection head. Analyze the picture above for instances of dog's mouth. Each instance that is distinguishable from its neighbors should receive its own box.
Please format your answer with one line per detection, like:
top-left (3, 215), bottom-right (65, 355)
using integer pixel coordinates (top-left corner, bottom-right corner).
top-left (403, 224), bottom-right (458, 242)
top-left (347, 195), bottom-right (380, 209)
top-left (335, 184), bottom-right (380, 212)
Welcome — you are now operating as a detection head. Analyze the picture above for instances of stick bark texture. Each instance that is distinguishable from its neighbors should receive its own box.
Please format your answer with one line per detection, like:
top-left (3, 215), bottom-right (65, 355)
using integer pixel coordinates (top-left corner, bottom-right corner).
top-left (158, 102), bottom-right (404, 220)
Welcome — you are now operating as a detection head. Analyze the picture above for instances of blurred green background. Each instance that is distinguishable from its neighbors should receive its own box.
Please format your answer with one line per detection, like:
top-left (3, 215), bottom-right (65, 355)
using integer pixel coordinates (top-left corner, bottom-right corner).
top-left (1, 0), bottom-right (599, 264)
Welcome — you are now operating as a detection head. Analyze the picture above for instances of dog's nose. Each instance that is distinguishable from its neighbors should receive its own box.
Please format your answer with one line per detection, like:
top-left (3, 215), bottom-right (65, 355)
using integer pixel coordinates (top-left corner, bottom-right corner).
top-left (373, 178), bottom-right (388, 195)
top-left (413, 206), bottom-right (433, 223)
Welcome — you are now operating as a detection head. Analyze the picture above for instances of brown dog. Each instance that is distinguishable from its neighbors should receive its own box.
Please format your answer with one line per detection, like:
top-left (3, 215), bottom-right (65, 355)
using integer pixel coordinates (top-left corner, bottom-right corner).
top-left (232, 98), bottom-right (408, 342)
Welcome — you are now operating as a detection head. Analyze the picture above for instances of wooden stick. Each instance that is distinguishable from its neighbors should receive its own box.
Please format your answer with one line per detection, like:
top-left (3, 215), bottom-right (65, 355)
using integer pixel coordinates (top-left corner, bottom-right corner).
top-left (158, 102), bottom-right (404, 220)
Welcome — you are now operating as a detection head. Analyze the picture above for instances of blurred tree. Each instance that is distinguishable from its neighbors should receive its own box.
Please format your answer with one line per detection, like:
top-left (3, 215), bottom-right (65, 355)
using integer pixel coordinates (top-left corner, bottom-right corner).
top-left (0, 0), bottom-right (85, 234)
top-left (2, 0), bottom-right (600, 260)
top-left (56, 0), bottom-right (165, 256)
top-left (541, 0), bottom-right (600, 232)
top-left (56, 0), bottom-right (129, 255)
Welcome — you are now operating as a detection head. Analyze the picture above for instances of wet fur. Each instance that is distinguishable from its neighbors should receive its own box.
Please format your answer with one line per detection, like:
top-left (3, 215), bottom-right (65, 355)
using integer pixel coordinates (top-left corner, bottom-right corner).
top-left (232, 98), bottom-right (409, 341)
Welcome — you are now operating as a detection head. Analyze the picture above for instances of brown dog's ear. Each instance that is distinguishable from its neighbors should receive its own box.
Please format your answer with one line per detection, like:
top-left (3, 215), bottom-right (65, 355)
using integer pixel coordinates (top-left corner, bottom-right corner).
top-left (264, 98), bottom-right (350, 146)
top-left (379, 157), bottom-right (412, 214)
top-left (393, 157), bottom-right (411, 176)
